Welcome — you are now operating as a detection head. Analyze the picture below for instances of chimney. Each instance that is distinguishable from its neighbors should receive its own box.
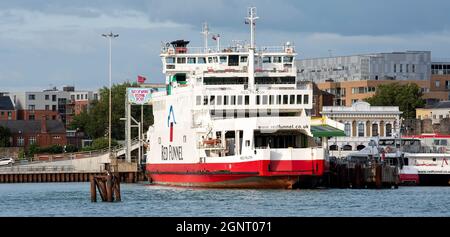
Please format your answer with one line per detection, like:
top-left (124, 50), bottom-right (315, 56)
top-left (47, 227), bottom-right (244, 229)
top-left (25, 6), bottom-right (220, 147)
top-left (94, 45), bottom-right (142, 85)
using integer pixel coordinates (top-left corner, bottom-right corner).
top-left (41, 116), bottom-right (47, 133)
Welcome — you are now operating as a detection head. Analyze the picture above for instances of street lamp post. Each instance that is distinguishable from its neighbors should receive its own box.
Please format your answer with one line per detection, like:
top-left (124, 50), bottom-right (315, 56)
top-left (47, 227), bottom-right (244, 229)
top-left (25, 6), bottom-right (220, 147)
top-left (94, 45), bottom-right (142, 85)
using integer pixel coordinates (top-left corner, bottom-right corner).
top-left (102, 32), bottom-right (119, 156)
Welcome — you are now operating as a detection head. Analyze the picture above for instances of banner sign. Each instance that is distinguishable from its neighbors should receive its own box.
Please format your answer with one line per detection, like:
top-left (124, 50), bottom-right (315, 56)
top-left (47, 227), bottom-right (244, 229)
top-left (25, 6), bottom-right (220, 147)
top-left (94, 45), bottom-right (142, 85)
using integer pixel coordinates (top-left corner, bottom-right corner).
top-left (127, 88), bottom-right (152, 105)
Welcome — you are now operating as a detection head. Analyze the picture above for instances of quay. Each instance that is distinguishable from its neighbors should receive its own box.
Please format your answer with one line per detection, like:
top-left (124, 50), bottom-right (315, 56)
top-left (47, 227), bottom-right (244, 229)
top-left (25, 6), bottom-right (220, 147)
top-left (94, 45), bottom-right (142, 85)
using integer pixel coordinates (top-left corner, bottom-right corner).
top-left (325, 158), bottom-right (399, 189)
top-left (0, 139), bottom-right (145, 184)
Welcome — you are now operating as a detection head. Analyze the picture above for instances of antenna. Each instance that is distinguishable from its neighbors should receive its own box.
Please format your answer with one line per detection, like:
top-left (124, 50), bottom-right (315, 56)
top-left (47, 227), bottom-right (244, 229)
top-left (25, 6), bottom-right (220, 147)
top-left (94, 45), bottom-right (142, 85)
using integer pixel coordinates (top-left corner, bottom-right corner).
top-left (201, 22), bottom-right (210, 52)
top-left (246, 7), bottom-right (259, 49)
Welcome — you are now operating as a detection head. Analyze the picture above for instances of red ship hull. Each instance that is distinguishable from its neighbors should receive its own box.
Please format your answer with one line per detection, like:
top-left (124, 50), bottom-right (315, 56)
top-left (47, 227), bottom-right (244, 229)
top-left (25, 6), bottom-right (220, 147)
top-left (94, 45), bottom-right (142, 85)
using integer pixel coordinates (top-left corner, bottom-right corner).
top-left (146, 159), bottom-right (325, 189)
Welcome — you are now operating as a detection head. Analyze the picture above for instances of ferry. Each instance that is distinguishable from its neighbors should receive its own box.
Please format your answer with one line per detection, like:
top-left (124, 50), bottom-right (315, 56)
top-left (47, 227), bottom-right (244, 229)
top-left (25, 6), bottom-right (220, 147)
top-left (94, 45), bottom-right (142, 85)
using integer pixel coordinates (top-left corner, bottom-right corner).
top-left (144, 7), bottom-right (344, 189)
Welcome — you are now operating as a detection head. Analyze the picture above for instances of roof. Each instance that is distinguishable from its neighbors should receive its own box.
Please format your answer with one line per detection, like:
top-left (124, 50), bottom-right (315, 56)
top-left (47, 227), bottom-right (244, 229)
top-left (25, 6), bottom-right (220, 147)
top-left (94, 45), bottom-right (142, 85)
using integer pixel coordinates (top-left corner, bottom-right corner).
top-left (311, 125), bottom-right (346, 137)
top-left (424, 101), bottom-right (450, 109)
top-left (0, 120), bottom-right (66, 134)
top-left (0, 96), bottom-right (14, 110)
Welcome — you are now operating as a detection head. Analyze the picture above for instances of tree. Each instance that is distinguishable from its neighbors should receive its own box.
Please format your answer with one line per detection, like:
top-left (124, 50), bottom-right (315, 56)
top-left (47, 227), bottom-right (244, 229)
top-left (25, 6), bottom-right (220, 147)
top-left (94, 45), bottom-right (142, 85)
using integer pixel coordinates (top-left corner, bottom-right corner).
top-left (0, 126), bottom-right (11, 147)
top-left (365, 83), bottom-right (425, 119)
top-left (70, 82), bottom-right (154, 140)
top-left (82, 138), bottom-right (119, 151)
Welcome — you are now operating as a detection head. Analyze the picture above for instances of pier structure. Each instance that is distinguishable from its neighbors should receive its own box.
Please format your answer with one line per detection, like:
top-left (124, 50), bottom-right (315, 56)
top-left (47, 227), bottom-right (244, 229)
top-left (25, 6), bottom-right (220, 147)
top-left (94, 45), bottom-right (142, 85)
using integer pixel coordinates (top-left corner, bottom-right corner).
top-left (0, 139), bottom-right (142, 183)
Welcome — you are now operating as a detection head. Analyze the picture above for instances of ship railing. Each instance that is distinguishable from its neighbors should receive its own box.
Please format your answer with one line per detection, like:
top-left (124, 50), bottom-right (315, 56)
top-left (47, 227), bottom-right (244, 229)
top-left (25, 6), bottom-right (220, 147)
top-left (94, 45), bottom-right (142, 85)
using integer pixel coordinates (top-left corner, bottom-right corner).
top-left (161, 45), bottom-right (295, 55)
top-left (0, 165), bottom-right (76, 174)
top-left (203, 67), bottom-right (295, 74)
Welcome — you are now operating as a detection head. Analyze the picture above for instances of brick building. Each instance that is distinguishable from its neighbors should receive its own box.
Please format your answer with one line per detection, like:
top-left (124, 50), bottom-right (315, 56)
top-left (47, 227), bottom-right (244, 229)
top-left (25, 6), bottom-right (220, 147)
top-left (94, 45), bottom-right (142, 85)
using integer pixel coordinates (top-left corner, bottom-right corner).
top-left (0, 119), bottom-right (67, 149)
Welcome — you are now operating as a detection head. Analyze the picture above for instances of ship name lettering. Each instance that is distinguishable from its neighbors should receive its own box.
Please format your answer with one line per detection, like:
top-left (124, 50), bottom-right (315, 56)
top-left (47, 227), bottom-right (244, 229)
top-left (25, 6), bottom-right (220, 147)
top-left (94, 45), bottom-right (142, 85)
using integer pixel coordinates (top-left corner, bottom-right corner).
top-left (161, 145), bottom-right (183, 161)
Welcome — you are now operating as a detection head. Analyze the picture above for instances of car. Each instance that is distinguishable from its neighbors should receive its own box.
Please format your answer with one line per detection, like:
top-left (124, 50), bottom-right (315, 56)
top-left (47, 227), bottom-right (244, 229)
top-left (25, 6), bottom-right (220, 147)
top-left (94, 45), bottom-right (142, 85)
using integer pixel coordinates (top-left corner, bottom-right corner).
top-left (0, 158), bottom-right (15, 166)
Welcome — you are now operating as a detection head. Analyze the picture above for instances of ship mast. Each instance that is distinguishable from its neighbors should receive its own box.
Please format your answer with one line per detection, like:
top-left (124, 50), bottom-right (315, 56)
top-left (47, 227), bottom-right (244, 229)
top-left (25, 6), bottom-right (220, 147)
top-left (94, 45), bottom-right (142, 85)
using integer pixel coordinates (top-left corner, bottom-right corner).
top-left (201, 22), bottom-right (210, 53)
top-left (246, 7), bottom-right (259, 49)
top-left (246, 7), bottom-right (259, 91)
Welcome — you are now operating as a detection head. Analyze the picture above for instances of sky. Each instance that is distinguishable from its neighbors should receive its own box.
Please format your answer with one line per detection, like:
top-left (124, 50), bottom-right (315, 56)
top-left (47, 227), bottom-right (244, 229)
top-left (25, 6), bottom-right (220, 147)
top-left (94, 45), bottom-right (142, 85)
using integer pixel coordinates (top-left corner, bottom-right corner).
top-left (1, 0), bottom-right (450, 91)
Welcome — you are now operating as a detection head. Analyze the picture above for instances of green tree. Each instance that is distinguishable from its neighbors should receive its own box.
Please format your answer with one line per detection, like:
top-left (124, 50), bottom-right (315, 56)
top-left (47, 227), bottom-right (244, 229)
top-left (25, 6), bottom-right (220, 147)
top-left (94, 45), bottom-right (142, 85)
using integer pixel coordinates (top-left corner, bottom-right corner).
top-left (27, 144), bottom-right (40, 157)
top-left (70, 82), bottom-right (154, 140)
top-left (365, 83), bottom-right (425, 119)
top-left (82, 138), bottom-right (119, 151)
top-left (0, 126), bottom-right (11, 147)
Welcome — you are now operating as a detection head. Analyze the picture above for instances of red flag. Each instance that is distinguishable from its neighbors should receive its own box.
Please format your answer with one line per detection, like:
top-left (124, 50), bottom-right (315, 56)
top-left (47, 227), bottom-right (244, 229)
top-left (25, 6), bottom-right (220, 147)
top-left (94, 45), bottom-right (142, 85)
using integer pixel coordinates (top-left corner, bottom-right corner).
top-left (137, 75), bottom-right (146, 84)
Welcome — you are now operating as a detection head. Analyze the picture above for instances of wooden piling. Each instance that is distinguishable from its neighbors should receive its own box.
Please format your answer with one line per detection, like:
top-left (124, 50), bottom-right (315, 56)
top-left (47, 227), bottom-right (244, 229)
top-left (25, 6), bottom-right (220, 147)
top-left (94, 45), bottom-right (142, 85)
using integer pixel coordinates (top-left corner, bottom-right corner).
top-left (98, 179), bottom-right (107, 201)
top-left (90, 175), bottom-right (97, 202)
top-left (106, 174), bottom-right (113, 202)
top-left (375, 164), bottom-right (382, 188)
top-left (114, 174), bottom-right (121, 202)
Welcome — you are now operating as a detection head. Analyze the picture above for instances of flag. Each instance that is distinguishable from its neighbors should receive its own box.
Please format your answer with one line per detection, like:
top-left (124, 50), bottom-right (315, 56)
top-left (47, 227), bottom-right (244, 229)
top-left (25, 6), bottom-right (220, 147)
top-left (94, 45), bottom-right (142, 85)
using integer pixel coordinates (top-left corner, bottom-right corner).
top-left (212, 34), bottom-right (220, 41)
top-left (245, 20), bottom-right (249, 25)
top-left (137, 75), bottom-right (146, 84)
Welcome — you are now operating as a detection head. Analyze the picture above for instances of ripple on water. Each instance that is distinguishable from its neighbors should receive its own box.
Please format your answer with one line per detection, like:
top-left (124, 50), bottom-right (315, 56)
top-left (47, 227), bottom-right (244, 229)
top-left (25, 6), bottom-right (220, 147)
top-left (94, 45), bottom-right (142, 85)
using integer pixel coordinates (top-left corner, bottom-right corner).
top-left (0, 183), bottom-right (450, 216)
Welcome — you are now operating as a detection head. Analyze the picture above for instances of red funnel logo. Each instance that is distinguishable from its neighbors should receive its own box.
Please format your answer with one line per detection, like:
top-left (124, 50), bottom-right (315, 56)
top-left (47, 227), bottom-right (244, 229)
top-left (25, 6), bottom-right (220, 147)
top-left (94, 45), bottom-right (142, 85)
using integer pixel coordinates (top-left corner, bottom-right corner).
top-left (167, 106), bottom-right (176, 143)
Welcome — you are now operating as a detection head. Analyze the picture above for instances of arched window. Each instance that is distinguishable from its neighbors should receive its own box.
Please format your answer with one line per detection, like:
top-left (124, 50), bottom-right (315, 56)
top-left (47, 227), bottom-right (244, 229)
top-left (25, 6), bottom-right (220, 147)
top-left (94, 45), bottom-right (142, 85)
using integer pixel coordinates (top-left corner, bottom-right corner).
top-left (344, 123), bottom-right (351, 137)
top-left (357, 145), bottom-right (366, 151)
top-left (329, 145), bottom-right (338, 151)
top-left (358, 123), bottom-right (365, 137)
top-left (343, 145), bottom-right (353, 151)
top-left (372, 123), bottom-right (379, 137)
top-left (386, 123), bottom-right (393, 137)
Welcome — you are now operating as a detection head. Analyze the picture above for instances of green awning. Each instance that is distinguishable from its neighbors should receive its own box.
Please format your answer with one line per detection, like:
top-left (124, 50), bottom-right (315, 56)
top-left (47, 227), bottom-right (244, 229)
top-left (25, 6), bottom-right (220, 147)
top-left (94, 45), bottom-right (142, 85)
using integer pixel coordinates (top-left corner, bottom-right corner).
top-left (311, 125), bottom-right (346, 137)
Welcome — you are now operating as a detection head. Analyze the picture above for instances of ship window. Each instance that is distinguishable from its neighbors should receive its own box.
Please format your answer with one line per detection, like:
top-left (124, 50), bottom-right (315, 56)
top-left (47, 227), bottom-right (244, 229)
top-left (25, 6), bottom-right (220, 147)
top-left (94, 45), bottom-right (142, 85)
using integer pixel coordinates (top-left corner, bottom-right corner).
top-left (204, 96), bottom-right (209, 105)
top-left (283, 95), bottom-right (289, 104)
top-left (263, 56), bottom-right (272, 63)
top-left (273, 56), bottom-right (282, 63)
top-left (188, 57), bottom-right (196, 64)
top-left (220, 56), bottom-right (227, 64)
top-left (224, 96), bottom-right (229, 105)
top-left (196, 96), bottom-right (201, 105)
top-left (183, 136), bottom-right (187, 143)
top-left (246, 140), bottom-right (250, 147)
top-left (231, 96), bottom-right (236, 105)
top-left (256, 95), bottom-right (260, 105)
top-left (210, 96), bottom-right (216, 105)
top-left (237, 95), bottom-right (243, 105)
top-left (166, 57), bottom-right (175, 64)
top-left (158, 137), bottom-right (161, 144)
top-left (198, 57), bottom-right (206, 64)
top-left (217, 96), bottom-right (223, 105)
top-left (245, 95), bottom-right (250, 105)
top-left (269, 95), bottom-right (275, 105)
top-left (240, 56), bottom-right (248, 63)
top-left (289, 95), bottom-right (295, 104)
top-left (228, 55), bottom-right (239, 66)
top-left (262, 95), bottom-right (268, 105)
top-left (283, 56), bottom-right (293, 63)
top-left (304, 94), bottom-right (309, 104)
top-left (176, 57), bottom-right (186, 64)
top-left (296, 95), bottom-right (302, 104)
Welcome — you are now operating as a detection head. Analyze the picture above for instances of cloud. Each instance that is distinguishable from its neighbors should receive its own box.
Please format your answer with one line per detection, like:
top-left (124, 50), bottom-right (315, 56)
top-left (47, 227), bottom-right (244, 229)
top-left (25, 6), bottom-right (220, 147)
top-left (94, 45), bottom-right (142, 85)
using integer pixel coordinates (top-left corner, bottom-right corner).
top-left (0, 9), bottom-right (189, 39)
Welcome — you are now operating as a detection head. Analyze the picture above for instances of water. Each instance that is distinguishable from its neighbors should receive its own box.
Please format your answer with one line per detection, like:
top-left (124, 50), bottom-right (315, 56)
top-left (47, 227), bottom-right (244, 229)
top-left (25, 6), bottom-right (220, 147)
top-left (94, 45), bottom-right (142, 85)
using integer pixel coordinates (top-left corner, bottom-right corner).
top-left (0, 183), bottom-right (449, 217)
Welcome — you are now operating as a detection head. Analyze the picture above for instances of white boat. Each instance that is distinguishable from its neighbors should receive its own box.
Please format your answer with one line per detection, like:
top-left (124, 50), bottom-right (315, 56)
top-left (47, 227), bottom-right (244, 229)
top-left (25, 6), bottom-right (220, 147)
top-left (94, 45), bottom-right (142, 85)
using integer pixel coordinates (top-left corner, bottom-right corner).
top-left (144, 7), bottom-right (344, 189)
